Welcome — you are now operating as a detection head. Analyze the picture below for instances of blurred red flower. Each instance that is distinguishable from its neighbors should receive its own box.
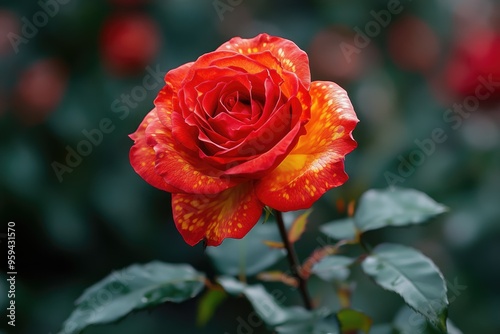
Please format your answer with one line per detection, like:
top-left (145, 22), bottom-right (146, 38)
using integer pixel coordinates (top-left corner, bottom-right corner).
top-left (309, 26), bottom-right (379, 83)
top-left (0, 10), bottom-right (20, 55)
top-left (129, 34), bottom-right (358, 246)
top-left (388, 15), bottom-right (440, 74)
top-left (14, 59), bottom-right (67, 125)
top-left (100, 13), bottom-right (160, 75)
top-left (443, 26), bottom-right (500, 99)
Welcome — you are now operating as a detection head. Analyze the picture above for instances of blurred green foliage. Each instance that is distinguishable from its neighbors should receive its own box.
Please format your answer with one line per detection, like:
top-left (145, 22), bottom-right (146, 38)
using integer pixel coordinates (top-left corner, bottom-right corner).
top-left (1, 0), bottom-right (499, 333)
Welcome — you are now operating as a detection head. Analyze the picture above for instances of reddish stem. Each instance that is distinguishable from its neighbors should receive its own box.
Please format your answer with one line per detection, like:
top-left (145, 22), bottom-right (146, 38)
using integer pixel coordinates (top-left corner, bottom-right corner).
top-left (275, 210), bottom-right (313, 310)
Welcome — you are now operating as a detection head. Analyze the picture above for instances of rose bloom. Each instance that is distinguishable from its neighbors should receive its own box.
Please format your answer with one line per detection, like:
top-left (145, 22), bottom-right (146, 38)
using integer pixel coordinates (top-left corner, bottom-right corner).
top-left (130, 34), bottom-right (358, 246)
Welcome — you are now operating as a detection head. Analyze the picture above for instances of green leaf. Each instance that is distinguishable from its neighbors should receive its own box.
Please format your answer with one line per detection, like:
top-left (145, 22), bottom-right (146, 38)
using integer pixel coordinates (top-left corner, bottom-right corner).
top-left (58, 262), bottom-right (205, 334)
top-left (288, 209), bottom-right (313, 243)
top-left (243, 285), bottom-right (311, 327)
top-left (446, 319), bottom-right (464, 334)
top-left (393, 306), bottom-right (462, 334)
top-left (275, 314), bottom-right (340, 334)
top-left (206, 218), bottom-right (286, 276)
top-left (354, 188), bottom-right (448, 232)
top-left (218, 276), bottom-right (309, 327)
top-left (368, 323), bottom-right (393, 334)
top-left (311, 255), bottom-right (355, 282)
top-left (320, 218), bottom-right (358, 241)
top-left (361, 244), bottom-right (448, 332)
top-left (217, 275), bottom-right (246, 295)
top-left (337, 309), bottom-right (372, 334)
top-left (217, 276), bottom-right (341, 333)
top-left (196, 289), bottom-right (227, 326)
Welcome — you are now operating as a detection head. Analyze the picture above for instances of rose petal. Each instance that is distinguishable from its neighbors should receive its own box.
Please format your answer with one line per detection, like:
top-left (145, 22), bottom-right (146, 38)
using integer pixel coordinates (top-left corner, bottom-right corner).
top-left (129, 109), bottom-right (179, 192)
top-left (255, 81), bottom-right (359, 211)
top-left (179, 69), bottom-right (291, 163)
top-left (146, 117), bottom-right (239, 194)
top-left (187, 51), bottom-right (240, 75)
top-left (210, 53), bottom-right (271, 74)
top-left (196, 88), bottom-right (309, 174)
top-left (179, 67), bottom-right (251, 126)
top-left (197, 74), bottom-right (306, 170)
top-left (154, 62), bottom-right (193, 130)
top-left (171, 182), bottom-right (264, 246)
top-left (217, 33), bottom-right (311, 89)
top-left (222, 97), bottom-right (307, 178)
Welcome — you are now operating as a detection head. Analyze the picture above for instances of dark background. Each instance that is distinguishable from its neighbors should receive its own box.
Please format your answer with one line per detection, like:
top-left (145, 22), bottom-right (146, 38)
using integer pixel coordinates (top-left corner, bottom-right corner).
top-left (1, 0), bottom-right (499, 333)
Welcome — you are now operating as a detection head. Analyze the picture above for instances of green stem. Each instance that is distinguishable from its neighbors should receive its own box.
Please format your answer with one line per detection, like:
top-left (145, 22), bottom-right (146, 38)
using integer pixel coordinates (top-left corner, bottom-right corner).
top-left (275, 210), bottom-right (313, 310)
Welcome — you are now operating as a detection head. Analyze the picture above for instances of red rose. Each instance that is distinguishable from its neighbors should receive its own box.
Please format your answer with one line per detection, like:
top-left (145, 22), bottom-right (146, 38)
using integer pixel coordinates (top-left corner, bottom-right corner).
top-left (100, 13), bottom-right (160, 75)
top-left (130, 34), bottom-right (358, 246)
top-left (388, 15), bottom-right (440, 74)
top-left (14, 59), bottom-right (67, 125)
top-left (443, 28), bottom-right (500, 99)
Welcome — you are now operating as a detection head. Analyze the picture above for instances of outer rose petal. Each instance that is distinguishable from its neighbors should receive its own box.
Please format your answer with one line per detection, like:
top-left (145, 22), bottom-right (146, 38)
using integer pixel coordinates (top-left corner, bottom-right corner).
top-left (217, 33), bottom-right (311, 89)
top-left (129, 109), bottom-right (179, 192)
top-left (255, 81), bottom-right (359, 211)
top-left (146, 118), bottom-right (239, 194)
top-left (172, 183), bottom-right (264, 246)
top-left (154, 62), bottom-right (193, 129)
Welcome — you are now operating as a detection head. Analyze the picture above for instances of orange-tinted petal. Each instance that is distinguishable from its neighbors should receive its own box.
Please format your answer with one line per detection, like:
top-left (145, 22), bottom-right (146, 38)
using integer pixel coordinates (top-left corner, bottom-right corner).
top-left (217, 33), bottom-right (311, 89)
top-left (171, 183), bottom-right (264, 246)
top-left (256, 81), bottom-right (359, 211)
top-left (145, 117), bottom-right (238, 194)
top-left (209, 53), bottom-right (275, 75)
top-left (129, 109), bottom-right (179, 192)
top-left (154, 62), bottom-right (193, 130)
